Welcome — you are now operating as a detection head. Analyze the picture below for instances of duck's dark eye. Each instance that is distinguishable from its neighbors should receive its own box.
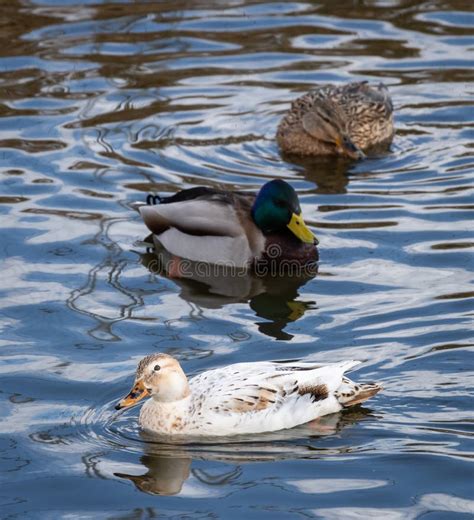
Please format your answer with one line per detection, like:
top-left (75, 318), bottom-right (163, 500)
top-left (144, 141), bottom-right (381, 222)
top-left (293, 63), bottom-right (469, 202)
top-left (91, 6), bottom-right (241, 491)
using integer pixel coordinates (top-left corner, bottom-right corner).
top-left (153, 364), bottom-right (161, 372)
top-left (274, 199), bottom-right (287, 208)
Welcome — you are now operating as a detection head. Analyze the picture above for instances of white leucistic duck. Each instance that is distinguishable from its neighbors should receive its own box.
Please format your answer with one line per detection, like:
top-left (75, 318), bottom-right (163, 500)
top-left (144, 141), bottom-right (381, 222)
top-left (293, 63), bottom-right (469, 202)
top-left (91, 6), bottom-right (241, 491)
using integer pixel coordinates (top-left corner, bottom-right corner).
top-left (115, 354), bottom-right (382, 437)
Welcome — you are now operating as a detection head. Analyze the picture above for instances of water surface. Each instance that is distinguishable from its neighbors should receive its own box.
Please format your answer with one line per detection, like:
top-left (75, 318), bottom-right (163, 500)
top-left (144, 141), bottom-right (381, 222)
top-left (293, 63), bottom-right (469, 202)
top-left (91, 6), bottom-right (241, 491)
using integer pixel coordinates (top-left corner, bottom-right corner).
top-left (0, 0), bottom-right (473, 518)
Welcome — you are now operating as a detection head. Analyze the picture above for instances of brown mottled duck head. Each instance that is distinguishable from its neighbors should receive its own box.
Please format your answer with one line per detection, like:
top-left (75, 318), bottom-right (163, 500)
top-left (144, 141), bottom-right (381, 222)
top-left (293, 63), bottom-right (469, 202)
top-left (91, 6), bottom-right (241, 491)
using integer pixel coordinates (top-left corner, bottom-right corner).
top-left (302, 99), bottom-right (365, 160)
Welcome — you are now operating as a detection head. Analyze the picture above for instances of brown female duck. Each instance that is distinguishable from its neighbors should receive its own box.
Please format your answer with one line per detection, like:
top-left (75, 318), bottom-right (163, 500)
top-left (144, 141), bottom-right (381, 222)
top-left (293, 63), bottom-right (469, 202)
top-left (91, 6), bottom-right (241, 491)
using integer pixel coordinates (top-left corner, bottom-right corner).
top-left (277, 81), bottom-right (394, 159)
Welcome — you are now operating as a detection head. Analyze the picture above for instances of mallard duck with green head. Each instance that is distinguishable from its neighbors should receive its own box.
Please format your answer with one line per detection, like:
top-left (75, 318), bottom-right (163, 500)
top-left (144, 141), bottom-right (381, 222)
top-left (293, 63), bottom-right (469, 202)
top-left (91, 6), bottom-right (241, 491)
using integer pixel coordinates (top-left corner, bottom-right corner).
top-left (277, 81), bottom-right (394, 158)
top-left (139, 179), bottom-right (319, 270)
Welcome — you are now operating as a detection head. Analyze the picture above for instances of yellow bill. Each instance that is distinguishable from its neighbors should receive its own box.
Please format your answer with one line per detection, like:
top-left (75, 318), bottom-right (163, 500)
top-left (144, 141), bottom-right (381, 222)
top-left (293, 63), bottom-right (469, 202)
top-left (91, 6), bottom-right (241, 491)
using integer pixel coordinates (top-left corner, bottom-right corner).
top-left (287, 213), bottom-right (317, 244)
top-left (115, 379), bottom-right (149, 410)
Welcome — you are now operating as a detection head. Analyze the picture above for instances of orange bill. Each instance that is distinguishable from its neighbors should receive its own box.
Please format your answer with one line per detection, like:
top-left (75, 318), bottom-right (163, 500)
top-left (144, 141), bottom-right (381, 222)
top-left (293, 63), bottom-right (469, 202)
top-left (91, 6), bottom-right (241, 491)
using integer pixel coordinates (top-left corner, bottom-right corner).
top-left (115, 379), bottom-right (149, 410)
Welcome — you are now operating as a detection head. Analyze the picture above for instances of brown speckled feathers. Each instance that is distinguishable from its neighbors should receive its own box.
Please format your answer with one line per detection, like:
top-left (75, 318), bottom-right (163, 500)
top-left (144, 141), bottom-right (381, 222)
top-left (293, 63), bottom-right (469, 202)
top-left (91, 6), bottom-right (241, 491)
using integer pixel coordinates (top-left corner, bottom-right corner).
top-left (277, 81), bottom-right (394, 157)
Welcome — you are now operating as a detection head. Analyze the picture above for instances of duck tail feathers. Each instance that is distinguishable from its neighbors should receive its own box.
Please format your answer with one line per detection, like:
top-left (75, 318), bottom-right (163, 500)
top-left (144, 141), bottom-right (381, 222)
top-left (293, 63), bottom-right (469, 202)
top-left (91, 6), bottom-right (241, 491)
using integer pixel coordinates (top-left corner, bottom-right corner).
top-left (336, 380), bottom-right (383, 408)
top-left (130, 200), bottom-right (147, 212)
top-left (146, 194), bottom-right (163, 206)
top-left (339, 360), bottom-right (362, 373)
top-left (128, 194), bottom-right (163, 213)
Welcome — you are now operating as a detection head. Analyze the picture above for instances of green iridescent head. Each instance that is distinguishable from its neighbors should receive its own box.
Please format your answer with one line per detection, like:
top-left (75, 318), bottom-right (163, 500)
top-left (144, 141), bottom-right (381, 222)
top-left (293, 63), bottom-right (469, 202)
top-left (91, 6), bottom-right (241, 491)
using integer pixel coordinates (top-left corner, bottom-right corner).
top-left (251, 180), bottom-right (317, 244)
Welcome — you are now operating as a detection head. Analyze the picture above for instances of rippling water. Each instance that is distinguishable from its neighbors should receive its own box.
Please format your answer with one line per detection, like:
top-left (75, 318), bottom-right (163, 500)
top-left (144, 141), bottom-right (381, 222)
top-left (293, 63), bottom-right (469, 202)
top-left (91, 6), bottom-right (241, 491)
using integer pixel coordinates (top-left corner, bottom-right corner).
top-left (1, 0), bottom-right (473, 517)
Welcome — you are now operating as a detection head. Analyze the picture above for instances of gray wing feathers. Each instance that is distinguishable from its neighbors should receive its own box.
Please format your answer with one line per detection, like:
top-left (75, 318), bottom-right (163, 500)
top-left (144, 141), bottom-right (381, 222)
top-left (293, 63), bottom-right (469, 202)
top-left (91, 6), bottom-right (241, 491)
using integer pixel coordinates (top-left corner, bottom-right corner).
top-left (139, 200), bottom-right (243, 237)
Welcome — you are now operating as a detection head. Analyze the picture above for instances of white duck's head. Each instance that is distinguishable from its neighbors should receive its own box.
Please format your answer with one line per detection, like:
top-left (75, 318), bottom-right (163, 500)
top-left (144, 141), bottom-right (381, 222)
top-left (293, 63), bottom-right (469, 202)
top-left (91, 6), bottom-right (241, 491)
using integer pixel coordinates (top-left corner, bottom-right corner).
top-left (115, 354), bottom-right (190, 410)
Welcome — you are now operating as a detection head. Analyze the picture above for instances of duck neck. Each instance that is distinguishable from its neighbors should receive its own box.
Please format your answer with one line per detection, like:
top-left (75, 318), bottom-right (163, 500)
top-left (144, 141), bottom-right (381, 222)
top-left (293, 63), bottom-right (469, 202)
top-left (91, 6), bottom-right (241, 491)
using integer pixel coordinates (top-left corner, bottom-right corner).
top-left (155, 370), bottom-right (191, 402)
top-left (140, 394), bottom-right (192, 434)
top-left (151, 393), bottom-right (192, 412)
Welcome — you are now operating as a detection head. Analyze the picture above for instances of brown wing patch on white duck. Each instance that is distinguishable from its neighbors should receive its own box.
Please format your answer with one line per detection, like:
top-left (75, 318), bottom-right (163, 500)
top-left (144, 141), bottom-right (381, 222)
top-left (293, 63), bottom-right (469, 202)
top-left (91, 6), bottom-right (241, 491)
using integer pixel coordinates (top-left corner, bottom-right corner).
top-left (226, 386), bottom-right (279, 413)
top-left (225, 381), bottom-right (330, 413)
top-left (297, 383), bottom-right (329, 403)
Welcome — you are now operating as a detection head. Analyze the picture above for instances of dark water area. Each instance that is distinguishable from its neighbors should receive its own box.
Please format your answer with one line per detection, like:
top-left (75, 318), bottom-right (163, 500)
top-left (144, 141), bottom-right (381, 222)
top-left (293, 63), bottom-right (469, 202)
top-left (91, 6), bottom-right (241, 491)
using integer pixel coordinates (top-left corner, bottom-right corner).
top-left (0, 0), bottom-right (473, 518)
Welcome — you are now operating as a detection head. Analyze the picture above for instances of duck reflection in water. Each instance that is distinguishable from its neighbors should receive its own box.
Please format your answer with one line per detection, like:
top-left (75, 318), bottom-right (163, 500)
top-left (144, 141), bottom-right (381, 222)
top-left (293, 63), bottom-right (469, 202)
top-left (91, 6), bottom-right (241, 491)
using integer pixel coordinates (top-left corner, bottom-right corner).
top-left (139, 243), bottom-right (318, 340)
top-left (114, 408), bottom-right (373, 496)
